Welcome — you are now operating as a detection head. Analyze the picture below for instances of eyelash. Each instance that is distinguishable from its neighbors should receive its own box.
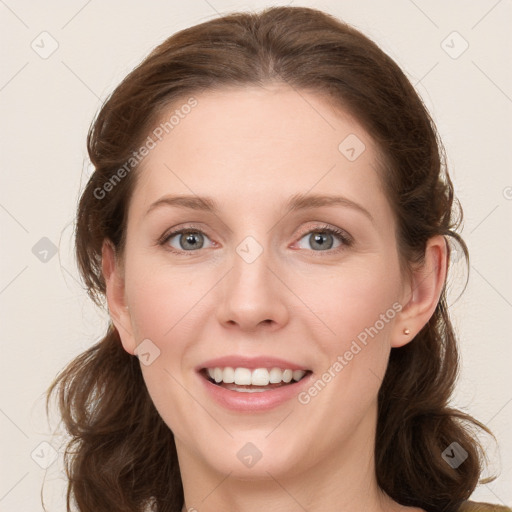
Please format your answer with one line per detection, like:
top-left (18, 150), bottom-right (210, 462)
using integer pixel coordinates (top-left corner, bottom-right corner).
top-left (157, 223), bottom-right (353, 256)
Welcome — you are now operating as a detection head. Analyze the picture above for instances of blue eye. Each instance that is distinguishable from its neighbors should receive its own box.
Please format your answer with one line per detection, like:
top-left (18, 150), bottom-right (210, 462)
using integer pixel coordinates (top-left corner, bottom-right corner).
top-left (296, 226), bottom-right (351, 252)
top-left (162, 229), bottom-right (214, 252)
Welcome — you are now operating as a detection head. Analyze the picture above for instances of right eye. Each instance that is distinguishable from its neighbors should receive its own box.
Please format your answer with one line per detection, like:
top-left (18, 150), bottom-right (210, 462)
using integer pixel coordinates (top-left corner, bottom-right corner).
top-left (160, 227), bottom-right (215, 253)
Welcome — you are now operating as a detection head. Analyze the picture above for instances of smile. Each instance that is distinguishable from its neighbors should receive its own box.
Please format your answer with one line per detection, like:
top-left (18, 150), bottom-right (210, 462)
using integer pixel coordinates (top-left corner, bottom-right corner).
top-left (197, 356), bottom-right (314, 410)
top-left (203, 366), bottom-right (310, 392)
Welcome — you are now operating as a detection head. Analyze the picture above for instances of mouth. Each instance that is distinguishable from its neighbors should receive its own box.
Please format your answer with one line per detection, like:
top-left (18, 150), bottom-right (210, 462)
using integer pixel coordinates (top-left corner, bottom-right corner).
top-left (200, 366), bottom-right (312, 393)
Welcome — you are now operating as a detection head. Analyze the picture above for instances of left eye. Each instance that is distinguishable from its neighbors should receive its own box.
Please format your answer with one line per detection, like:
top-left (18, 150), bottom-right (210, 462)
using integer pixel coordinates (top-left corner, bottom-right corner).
top-left (295, 227), bottom-right (350, 252)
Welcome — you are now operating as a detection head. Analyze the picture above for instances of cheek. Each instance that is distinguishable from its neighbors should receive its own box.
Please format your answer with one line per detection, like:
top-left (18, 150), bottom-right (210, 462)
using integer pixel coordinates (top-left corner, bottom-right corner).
top-left (303, 259), bottom-right (401, 352)
top-left (124, 253), bottom-right (206, 341)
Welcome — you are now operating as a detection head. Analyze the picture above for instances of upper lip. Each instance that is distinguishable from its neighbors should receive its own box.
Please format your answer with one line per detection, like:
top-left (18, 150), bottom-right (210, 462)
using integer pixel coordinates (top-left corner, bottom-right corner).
top-left (197, 356), bottom-right (310, 372)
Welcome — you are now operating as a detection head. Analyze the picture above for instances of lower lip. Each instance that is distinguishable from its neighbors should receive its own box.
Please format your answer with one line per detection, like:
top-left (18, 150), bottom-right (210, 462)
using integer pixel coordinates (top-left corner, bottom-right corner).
top-left (199, 372), bottom-right (313, 412)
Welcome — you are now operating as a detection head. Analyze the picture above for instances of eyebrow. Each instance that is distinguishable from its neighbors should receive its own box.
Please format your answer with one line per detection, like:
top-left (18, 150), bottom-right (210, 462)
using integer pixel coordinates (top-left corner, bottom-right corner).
top-left (145, 192), bottom-right (373, 222)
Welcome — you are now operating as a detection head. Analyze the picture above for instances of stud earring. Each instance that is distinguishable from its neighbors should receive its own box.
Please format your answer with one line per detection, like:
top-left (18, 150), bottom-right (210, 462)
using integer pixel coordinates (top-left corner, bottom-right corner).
top-left (403, 328), bottom-right (410, 335)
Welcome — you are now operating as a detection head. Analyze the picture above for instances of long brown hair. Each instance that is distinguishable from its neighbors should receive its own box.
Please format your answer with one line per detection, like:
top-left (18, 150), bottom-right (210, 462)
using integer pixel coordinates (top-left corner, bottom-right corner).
top-left (45, 6), bottom-right (495, 512)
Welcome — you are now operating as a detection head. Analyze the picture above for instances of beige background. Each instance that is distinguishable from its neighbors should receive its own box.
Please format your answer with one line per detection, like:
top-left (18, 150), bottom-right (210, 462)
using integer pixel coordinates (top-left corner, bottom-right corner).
top-left (1, 0), bottom-right (511, 509)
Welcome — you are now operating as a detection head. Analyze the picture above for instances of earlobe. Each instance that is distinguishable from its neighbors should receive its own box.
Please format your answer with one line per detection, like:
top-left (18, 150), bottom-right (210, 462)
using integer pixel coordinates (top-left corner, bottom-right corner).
top-left (101, 239), bottom-right (136, 355)
top-left (391, 236), bottom-right (448, 348)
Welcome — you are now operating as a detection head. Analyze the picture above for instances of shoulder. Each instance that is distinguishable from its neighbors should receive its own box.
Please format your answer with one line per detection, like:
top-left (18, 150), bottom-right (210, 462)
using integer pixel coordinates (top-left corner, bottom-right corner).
top-left (457, 501), bottom-right (512, 512)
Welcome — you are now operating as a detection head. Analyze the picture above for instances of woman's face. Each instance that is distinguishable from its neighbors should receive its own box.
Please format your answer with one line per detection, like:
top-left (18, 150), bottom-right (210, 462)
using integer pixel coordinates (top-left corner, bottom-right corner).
top-left (111, 84), bottom-right (412, 479)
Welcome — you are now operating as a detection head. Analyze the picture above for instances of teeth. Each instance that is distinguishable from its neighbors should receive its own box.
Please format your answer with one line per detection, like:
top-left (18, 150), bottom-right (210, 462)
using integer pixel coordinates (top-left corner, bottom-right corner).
top-left (251, 368), bottom-right (269, 386)
top-left (292, 369), bottom-right (305, 381)
top-left (269, 367), bottom-right (282, 383)
top-left (205, 367), bottom-right (307, 385)
top-left (222, 367), bottom-right (235, 383)
top-left (234, 368), bottom-right (252, 385)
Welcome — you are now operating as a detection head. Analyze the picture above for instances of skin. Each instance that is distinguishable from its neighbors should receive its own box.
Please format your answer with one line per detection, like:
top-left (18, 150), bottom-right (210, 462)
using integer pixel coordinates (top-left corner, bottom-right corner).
top-left (102, 84), bottom-right (447, 512)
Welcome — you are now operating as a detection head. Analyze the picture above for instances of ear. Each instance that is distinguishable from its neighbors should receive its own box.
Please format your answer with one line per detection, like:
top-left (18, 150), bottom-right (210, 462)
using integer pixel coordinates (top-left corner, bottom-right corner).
top-left (391, 235), bottom-right (448, 348)
top-left (101, 239), bottom-right (136, 355)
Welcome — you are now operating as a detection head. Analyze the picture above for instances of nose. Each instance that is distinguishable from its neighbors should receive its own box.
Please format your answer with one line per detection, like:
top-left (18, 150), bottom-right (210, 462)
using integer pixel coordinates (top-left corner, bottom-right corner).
top-left (215, 238), bottom-right (289, 332)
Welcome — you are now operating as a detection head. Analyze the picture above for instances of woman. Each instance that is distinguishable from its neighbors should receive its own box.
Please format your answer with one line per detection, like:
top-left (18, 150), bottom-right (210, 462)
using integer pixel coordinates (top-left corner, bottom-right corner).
top-left (45, 6), bottom-right (511, 512)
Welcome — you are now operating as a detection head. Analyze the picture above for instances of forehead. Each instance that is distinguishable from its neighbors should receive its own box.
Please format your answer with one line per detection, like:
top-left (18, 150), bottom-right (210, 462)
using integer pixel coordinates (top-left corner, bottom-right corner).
top-left (129, 84), bottom-right (390, 222)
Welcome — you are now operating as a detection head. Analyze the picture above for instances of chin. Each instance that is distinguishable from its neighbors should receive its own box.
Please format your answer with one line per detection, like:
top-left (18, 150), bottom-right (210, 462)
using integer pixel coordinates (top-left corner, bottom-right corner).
top-left (185, 430), bottom-right (314, 481)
